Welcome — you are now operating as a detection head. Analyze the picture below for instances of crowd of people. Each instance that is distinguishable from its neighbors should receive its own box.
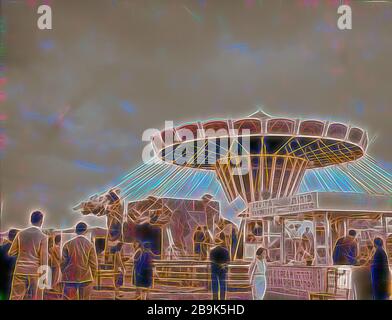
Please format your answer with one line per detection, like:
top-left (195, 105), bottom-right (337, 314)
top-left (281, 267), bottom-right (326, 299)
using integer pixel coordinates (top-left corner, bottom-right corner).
top-left (0, 210), bottom-right (158, 300)
top-left (281, 225), bottom-right (391, 300)
top-left (332, 229), bottom-right (391, 300)
top-left (0, 209), bottom-right (245, 301)
top-left (248, 226), bottom-right (391, 300)
top-left (0, 209), bottom-right (390, 301)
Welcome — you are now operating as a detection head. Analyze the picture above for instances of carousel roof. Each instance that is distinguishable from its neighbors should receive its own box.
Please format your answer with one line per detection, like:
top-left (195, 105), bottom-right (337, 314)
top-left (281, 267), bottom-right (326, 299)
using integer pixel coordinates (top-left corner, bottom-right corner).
top-left (151, 110), bottom-right (368, 169)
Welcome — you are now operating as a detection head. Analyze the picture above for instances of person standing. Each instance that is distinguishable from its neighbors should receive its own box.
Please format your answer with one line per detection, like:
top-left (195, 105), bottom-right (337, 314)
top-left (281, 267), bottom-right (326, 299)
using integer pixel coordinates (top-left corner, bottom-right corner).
top-left (61, 222), bottom-right (98, 300)
top-left (8, 211), bottom-right (48, 300)
top-left (49, 235), bottom-right (62, 293)
top-left (106, 224), bottom-right (122, 265)
top-left (291, 224), bottom-right (302, 262)
top-left (133, 241), bottom-right (153, 300)
top-left (221, 221), bottom-right (236, 260)
top-left (231, 225), bottom-right (239, 260)
top-left (0, 229), bottom-right (18, 300)
top-left (301, 227), bottom-right (314, 256)
top-left (104, 189), bottom-right (124, 259)
top-left (250, 247), bottom-right (268, 300)
top-left (193, 226), bottom-right (205, 260)
top-left (333, 229), bottom-right (358, 265)
top-left (370, 238), bottom-right (390, 300)
top-left (201, 226), bottom-right (212, 260)
top-left (112, 242), bottom-right (126, 291)
top-left (210, 233), bottom-right (230, 300)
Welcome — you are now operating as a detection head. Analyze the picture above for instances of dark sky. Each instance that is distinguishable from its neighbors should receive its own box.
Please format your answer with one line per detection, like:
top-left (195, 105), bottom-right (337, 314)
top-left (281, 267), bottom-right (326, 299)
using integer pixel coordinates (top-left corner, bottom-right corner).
top-left (1, 0), bottom-right (391, 229)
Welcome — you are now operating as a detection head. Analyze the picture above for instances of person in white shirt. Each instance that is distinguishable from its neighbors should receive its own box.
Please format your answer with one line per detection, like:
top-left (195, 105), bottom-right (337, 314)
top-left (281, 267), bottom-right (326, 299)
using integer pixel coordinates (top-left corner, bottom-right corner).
top-left (8, 211), bottom-right (48, 300)
top-left (249, 247), bottom-right (268, 300)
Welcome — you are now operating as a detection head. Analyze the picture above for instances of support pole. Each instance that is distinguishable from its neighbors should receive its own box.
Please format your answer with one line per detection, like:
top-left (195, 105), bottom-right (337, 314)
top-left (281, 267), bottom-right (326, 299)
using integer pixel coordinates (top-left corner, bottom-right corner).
top-left (325, 212), bottom-right (332, 266)
top-left (280, 218), bottom-right (285, 264)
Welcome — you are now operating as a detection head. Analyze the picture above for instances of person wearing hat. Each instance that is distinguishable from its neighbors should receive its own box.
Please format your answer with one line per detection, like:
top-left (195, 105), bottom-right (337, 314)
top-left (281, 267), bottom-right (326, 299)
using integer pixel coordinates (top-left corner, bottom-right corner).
top-left (209, 232), bottom-right (230, 300)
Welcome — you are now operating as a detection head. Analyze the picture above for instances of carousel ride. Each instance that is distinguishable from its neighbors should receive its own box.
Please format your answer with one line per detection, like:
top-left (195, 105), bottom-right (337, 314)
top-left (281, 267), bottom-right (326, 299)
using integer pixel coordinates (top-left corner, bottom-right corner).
top-left (151, 109), bottom-right (369, 204)
top-left (71, 109), bottom-right (392, 299)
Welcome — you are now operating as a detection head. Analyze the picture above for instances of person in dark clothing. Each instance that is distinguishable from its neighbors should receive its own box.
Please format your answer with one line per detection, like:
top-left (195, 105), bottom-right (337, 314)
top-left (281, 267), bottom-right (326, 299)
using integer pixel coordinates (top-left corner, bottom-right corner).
top-left (133, 241), bottom-right (153, 300)
top-left (193, 226), bottom-right (205, 260)
top-left (370, 238), bottom-right (390, 300)
top-left (333, 229), bottom-right (358, 265)
top-left (210, 233), bottom-right (230, 300)
top-left (0, 229), bottom-right (18, 300)
top-left (231, 227), bottom-right (238, 260)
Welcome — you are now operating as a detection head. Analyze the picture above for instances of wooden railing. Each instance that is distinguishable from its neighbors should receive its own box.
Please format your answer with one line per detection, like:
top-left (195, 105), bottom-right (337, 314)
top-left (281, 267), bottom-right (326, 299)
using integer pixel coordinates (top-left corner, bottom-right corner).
top-left (96, 259), bottom-right (252, 295)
